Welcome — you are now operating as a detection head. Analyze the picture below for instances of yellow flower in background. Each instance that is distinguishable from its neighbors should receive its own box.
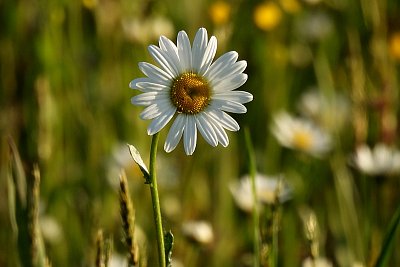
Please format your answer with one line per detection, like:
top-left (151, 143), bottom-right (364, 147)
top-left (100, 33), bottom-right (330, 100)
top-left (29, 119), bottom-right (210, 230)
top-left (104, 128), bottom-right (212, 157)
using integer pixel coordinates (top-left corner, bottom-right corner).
top-left (280, 0), bottom-right (301, 14)
top-left (209, 1), bottom-right (231, 25)
top-left (253, 2), bottom-right (282, 31)
top-left (389, 32), bottom-right (400, 61)
top-left (82, 0), bottom-right (98, 9)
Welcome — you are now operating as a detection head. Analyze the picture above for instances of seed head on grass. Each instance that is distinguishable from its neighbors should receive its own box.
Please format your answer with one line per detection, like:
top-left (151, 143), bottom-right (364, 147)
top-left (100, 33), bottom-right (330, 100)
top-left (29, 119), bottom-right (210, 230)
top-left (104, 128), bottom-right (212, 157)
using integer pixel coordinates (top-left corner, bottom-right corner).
top-left (119, 171), bottom-right (139, 266)
top-left (30, 165), bottom-right (49, 267)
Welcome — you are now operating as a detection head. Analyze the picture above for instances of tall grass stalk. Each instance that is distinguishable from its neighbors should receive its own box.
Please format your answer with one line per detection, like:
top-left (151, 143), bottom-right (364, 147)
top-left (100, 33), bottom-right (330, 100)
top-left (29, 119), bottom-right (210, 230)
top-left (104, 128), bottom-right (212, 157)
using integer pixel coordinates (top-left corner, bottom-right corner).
top-left (374, 203), bottom-right (400, 267)
top-left (244, 127), bottom-right (260, 267)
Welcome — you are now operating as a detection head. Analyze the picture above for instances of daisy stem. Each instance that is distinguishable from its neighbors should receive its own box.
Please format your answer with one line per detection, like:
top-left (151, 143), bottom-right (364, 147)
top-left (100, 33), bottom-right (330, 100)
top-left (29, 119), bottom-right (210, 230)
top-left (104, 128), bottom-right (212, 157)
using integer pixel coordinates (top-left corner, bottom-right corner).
top-left (245, 127), bottom-right (261, 267)
top-left (149, 132), bottom-right (166, 267)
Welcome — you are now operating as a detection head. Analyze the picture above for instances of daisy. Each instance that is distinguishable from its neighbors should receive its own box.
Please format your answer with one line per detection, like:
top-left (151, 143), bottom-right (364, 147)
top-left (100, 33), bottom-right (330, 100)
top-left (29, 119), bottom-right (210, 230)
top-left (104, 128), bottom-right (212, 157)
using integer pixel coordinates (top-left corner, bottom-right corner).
top-left (271, 112), bottom-right (332, 157)
top-left (302, 257), bottom-right (333, 267)
top-left (130, 28), bottom-right (253, 155)
top-left (352, 143), bottom-right (400, 175)
top-left (182, 220), bottom-right (214, 245)
top-left (298, 89), bottom-right (350, 131)
top-left (229, 173), bottom-right (292, 212)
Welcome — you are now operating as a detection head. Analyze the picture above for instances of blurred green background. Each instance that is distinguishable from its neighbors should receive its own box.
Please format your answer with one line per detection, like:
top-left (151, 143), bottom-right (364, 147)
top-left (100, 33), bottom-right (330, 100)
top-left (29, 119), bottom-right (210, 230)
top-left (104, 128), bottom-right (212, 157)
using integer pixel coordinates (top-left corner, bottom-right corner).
top-left (1, 0), bottom-right (400, 266)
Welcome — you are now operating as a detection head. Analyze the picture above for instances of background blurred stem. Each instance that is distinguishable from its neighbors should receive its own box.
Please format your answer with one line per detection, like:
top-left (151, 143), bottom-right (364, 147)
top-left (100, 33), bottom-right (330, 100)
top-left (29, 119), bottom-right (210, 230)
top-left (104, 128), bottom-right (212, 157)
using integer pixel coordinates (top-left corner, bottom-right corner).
top-left (244, 127), bottom-right (260, 267)
top-left (148, 132), bottom-right (166, 267)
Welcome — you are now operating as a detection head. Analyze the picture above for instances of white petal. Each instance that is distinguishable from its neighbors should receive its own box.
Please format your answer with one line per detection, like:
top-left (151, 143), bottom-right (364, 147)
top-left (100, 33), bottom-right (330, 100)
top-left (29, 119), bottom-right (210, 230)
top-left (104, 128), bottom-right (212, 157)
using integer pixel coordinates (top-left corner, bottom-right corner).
top-left (204, 111), bottom-right (229, 147)
top-left (198, 36), bottom-right (217, 75)
top-left (164, 114), bottom-right (186, 153)
top-left (138, 62), bottom-right (173, 83)
top-left (133, 80), bottom-right (169, 92)
top-left (355, 145), bottom-right (375, 174)
top-left (148, 45), bottom-right (179, 77)
top-left (211, 99), bottom-right (247, 113)
top-left (131, 91), bottom-right (168, 106)
top-left (209, 60), bottom-right (247, 84)
top-left (192, 28), bottom-right (208, 73)
top-left (147, 107), bottom-right (176, 135)
top-left (208, 109), bottom-right (240, 131)
top-left (213, 73), bottom-right (248, 92)
top-left (140, 104), bottom-right (162, 120)
top-left (140, 100), bottom-right (172, 120)
top-left (177, 31), bottom-right (192, 72)
top-left (195, 114), bottom-right (218, 147)
top-left (213, 91), bottom-right (253, 104)
top-left (205, 51), bottom-right (239, 81)
top-left (183, 116), bottom-right (197, 155)
top-left (159, 36), bottom-right (182, 73)
top-left (130, 77), bottom-right (150, 90)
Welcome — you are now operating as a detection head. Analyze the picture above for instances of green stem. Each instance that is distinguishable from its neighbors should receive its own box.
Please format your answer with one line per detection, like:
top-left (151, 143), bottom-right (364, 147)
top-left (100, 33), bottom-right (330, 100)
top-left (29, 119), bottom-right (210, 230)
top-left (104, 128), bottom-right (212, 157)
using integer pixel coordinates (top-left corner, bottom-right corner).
top-left (271, 204), bottom-right (279, 267)
top-left (245, 127), bottom-right (260, 267)
top-left (149, 133), bottom-right (166, 267)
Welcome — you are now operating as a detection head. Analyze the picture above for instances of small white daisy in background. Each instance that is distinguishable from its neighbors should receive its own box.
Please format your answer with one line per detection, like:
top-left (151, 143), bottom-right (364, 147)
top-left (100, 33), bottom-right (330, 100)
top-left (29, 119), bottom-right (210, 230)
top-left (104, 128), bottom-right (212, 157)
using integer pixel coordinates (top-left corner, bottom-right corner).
top-left (295, 11), bottom-right (334, 42)
top-left (352, 143), bottom-right (400, 175)
top-left (182, 220), bottom-right (214, 245)
top-left (40, 215), bottom-right (63, 244)
top-left (130, 27), bottom-right (253, 155)
top-left (108, 253), bottom-right (128, 267)
top-left (271, 112), bottom-right (332, 157)
top-left (298, 89), bottom-right (350, 131)
top-left (302, 256), bottom-right (333, 267)
top-left (229, 173), bottom-right (292, 212)
top-left (122, 16), bottom-right (175, 44)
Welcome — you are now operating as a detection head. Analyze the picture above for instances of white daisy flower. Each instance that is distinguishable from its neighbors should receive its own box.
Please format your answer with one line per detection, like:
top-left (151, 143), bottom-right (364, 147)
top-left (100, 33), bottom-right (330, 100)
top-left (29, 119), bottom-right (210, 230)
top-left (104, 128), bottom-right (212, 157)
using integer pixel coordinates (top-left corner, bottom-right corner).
top-left (130, 27), bottom-right (253, 155)
top-left (230, 173), bottom-right (292, 212)
top-left (298, 89), bottom-right (350, 131)
top-left (302, 257), bottom-right (333, 267)
top-left (271, 112), bottom-right (332, 157)
top-left (182, 220), bottom-right (214, 245)
top-left (352, 143), bottom-right (400, 175)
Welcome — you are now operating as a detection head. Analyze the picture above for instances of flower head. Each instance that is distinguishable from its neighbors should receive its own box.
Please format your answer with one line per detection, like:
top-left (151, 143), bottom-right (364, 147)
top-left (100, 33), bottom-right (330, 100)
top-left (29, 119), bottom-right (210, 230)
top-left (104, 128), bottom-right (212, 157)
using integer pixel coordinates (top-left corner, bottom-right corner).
top-left (182, 220), bottom-right (214, 245)
top-left (298, 89), bottom-right (350, 131)
top-left (352, 143), bottom-right (400, 175)
top-left (253, 2), bottom-right (282, 31)
top-left (130, 28), bottom-right (253, 155)
top-left (389, 32), bottom-right (400, 61)
top-left (271, 112), bottom-right (332, 157)
top-left (302, 257), bottom-right (333, 267)
top-left (230, 173), bottom-right (292, 212)
top-left (209, 1), bottom-right (231, 25)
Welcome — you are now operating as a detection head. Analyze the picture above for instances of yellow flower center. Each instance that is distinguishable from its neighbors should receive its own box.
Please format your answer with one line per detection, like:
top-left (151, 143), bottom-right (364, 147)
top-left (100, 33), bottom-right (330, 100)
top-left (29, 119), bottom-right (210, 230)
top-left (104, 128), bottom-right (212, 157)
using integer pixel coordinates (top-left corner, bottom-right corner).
top-left (170, 72), bottom-right (211, 114)
top-left (293, 130), bottom-right (313, 151)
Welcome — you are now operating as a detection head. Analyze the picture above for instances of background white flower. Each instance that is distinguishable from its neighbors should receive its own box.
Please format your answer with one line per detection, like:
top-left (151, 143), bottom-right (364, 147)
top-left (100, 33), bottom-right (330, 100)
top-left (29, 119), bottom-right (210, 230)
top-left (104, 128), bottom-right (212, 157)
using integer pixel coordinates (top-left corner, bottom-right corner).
top-left (271, 112), bottom-right (332, 157)
top-left (302, 257), bottom-right (333, 267)
top-left (352, 143), bottom-right (400, 175)
top-left (298, 89), bottom-right (350, 131)
top-left (230, 173), bottom-right (292, 212)
top-left (182, 220), bottom-right (214, 245)
top-left (130, 27), bottom-right (253, 155)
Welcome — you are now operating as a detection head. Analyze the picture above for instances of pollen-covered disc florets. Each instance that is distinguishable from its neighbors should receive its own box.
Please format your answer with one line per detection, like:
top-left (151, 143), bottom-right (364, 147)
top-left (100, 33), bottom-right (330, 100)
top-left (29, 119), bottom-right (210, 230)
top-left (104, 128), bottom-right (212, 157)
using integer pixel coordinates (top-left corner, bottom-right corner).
top-left (170, 72), bottom-right (211, 114)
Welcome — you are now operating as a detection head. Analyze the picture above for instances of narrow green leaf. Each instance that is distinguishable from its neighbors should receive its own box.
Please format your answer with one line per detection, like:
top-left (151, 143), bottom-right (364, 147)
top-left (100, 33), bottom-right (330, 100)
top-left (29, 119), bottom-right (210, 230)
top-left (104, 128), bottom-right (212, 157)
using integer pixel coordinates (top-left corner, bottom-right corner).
top-left (374, 203), bottom-right (400, 267)
top-left (164, 231), bottom-right (174, 267)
